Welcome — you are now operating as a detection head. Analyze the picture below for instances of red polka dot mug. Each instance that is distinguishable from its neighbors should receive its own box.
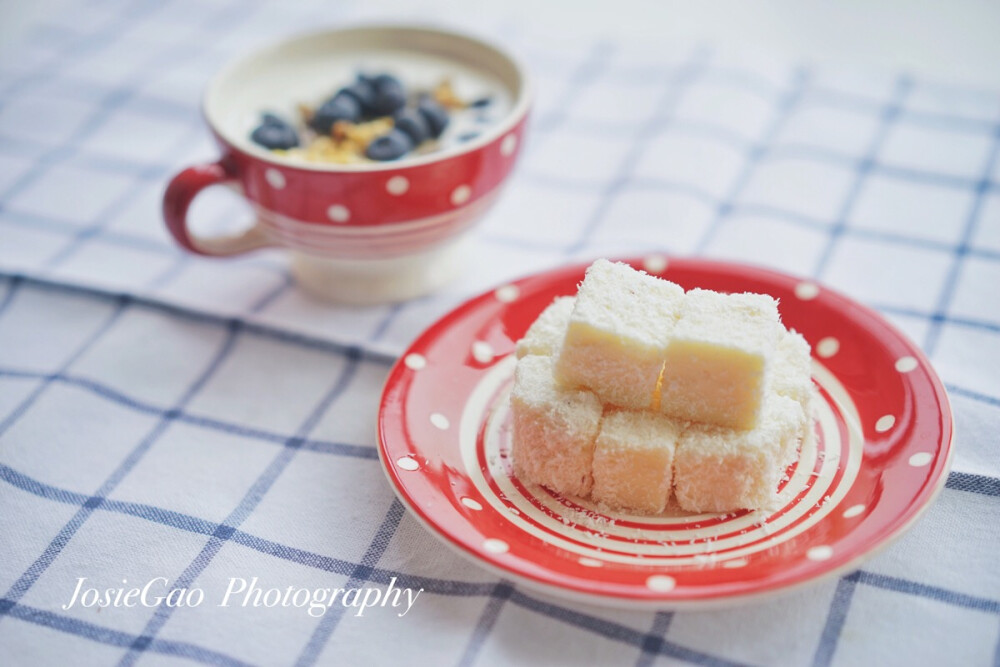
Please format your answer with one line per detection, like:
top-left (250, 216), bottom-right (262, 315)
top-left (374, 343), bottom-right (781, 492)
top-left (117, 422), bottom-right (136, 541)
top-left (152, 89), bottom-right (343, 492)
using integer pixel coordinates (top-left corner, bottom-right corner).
top-left (162, 25), bottom-right (530, 303)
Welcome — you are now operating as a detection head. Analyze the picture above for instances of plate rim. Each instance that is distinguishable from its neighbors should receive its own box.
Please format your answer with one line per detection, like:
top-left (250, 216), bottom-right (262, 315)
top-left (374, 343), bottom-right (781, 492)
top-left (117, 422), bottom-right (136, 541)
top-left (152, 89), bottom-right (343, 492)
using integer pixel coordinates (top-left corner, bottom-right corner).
top-left (376, 256), bottom-right (956, 609)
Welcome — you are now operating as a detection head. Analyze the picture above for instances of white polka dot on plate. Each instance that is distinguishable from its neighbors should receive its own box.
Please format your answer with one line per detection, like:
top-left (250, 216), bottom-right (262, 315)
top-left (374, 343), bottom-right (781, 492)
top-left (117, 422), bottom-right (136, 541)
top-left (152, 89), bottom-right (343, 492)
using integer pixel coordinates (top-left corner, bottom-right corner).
top-left (816, 337), bottom-right (840, 358)
top-left (386, 175), bottom-right (409, 196)
top-left (795, 282), bottom-right (820, 300)
top-left (326, 204), bottom-right (350, 223)
top-left (483, 538), bottom-right (508, 554)
top-left (807, 546), bottom-right (833, 561)
top-left (430, 413), bottom-right (450, 430)
top-left (643, 254), bottom-right (668, 274)
top-left (646, 575), bottom-right (675, 592)
top-left (396, 456), bottom-right (419, 471)
top-left (909, 452), bottom-right (933, 467)
top-left (875, 415), bottom-right (895, 433)
top-left (472, 341), bottom-right (494, 364)
top-left (265, 168), bottom-right (286, 190)
top-left (461, 497), bottom-right (483, 511)
top-left (578, 557), bottom-right (603, 568)
top-left (501, 134), bottom-right (517, 156)
top-left (494, 285), bottom-right (519, 302)
top-left (895, 356), bottom-right (919, 373)
top-left (843, 504), bottom-right (865, 518)
top-left (404, 353), bottom-right (426, 370)
top-left (451, 185), bottom-right (471, 206)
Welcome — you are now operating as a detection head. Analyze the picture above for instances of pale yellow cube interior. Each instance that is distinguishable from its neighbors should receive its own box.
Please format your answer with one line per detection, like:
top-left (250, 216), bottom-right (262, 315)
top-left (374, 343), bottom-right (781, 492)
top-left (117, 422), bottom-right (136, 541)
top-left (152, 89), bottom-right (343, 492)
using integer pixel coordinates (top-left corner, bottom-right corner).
top-left (660, 340), bottom-right (766, 429)
top-left (659, 289), bottom-right (780, 429)
top-left (591, 410), bottom-right (679, 514)
top-left (555, 259), bottom-right (684, 410)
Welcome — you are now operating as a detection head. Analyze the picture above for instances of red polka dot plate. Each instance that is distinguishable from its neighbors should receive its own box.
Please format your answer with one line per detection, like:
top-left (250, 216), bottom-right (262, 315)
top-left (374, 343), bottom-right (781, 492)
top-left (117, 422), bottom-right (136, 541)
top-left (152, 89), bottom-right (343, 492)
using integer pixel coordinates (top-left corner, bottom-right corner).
top-left (376, 257), bottom-right (954, 608)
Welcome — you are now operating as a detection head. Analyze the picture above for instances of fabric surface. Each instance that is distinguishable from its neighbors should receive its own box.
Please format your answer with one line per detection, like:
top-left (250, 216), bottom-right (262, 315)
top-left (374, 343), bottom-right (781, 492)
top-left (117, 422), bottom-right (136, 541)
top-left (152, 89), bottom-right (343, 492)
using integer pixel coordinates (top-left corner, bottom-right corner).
top-left (1, 0), bottom-right (999, 665)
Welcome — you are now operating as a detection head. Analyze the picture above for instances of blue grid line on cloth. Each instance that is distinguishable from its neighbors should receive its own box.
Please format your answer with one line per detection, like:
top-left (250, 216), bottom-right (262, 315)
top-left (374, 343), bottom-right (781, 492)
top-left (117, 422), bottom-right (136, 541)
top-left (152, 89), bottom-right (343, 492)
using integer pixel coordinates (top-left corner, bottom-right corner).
top-left (812, 76), bottom-right (912, 278)
top-left (32, 1), bottom-right (266, 273)
top-left (2, 274), bottom-right (998, 440)
top-left (946, 471), bottom-right (1000, 497)
top-left (875, 304), bottom-right (1000, 334)
top-left (502, 589), bottom-right (751, 667)
top-left (483, 188), bottom-right (1000, 270)
top-left (0, 276), bottom-right (23, 318)
top-left (0, 366), bottom-right (382, 454)
top-left (634, 611), bottom-right (675, 667)
top-left (5, 47), bottom-right (998, 139)
top-left (0, 602), bottom-right (252, 667)
top-left (3, 454), bottom-right (998, 615)
top-left (0, 1), bottom-right (167, 99)
top-left (1, 364), bottom-right (996, 496)
top-left (293, 500), bottom-right (406, 666)
top-left (2, 453), bottom-right (999, 666)
top-left (946, 384), bottom-right (1000, 410)
top-left (0, 134), bottom-right (183, 180)
top-left (922, 121), bottom-right (1000, 355)
top-left (118, 352), bottom-right (364, 665)
top-left (0, 323), bottom-right (243, 609)
top-left (693, 66), bottom-right (811, 254)
top-left (531, 40), bottom-right (616, 136)
top-left (247, 273), bottom-right (296, 314)
top-left (812, 577), bottom-right (857, 667)
top-left (3, 88), bottom-right (997, 195)
top-left (364, 302), bottom-right (407, 343)
top-left (0, 281), bottom-right (992, 654)
top-left (145, 255), bottom-right (196, 292)
top-left (0, 273), bottom-right (397, 365)
top-left (847, 571), bottom-right (1000, 615)
top-left (39, 122), bottom-right (207, 270)
top-left (2, 65), bottom-right (999, 289)
top-left (0, 294), bottom-right (127, 440)
top-left (456, 582), bottom-right (515, 667)
top-left (809, 64), bottom-right (937, 642)
top-left (0, 209), bottom-right (182, 257)
top-left (12, 146), bottom-right (997, 280)
top-left (564, 46), bottom-right (713, 255)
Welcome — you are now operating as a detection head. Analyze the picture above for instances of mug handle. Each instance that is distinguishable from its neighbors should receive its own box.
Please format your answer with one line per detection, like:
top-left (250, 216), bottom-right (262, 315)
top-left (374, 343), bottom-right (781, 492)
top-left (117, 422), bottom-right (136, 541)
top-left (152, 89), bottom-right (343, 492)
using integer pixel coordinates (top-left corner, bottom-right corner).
top-left (163, 160), bottom-right (275, 256)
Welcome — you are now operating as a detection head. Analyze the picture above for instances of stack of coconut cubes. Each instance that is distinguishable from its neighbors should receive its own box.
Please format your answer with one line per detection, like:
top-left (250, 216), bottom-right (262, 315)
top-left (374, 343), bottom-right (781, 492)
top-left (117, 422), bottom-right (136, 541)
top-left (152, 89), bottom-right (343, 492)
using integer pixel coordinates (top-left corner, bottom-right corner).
top-left (510, 259), bottom-right (815, 514)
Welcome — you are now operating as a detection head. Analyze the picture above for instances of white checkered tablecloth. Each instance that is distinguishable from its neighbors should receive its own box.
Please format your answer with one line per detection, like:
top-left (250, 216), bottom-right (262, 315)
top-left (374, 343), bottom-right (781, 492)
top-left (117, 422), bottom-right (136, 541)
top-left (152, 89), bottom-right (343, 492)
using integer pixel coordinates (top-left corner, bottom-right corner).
top-left (1, 0), bottom-right (999, 665)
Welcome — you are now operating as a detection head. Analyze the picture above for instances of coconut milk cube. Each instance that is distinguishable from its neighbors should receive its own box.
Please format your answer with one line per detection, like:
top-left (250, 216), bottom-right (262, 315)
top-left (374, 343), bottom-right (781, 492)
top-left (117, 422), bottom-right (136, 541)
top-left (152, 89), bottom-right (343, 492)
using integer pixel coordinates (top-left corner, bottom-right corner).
top-left (659, 289), bottom-right (781, 429)
top-left (555, 260), bottom-right (684, 410)
top-left (674, 392), bottom-right (802, 513)
top-left (511, 355), bottom-right (603, 497)
top-left (591, 410), bottom-right (680, 514)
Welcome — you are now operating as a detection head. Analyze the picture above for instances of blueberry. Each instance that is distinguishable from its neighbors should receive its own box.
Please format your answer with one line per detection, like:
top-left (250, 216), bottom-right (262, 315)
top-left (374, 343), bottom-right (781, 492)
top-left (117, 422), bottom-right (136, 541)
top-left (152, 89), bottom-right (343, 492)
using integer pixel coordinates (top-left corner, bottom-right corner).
top-left (365, 129), bottom-right (414, 161)
top-left (469, 96), bottom-right (493, 108)
top-left (368, 73), bottom-right (403, 91)
top-left (261, 112), bottom-right (288, 126)
top-left (337, 80), bottom-right (375, 113)
top-left (417, 96), bottom-right (449, 138)
top-left (394, 108), bottom-right (430, 145)
top-left (368, 80), bottom-right (406, 117)
top-left (251, 115), bottom-right (299, 150)
top-left (458, 131), bottom-right (480, 142)
top-left (309, 94), bottom-right (361, 134)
